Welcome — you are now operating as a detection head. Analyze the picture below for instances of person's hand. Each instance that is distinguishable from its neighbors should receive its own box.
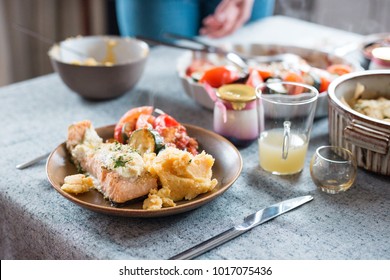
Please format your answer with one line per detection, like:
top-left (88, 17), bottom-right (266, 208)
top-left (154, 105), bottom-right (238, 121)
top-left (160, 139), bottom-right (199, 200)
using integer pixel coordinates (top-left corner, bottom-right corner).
top-left (200, 0), bottom-right (254, 38)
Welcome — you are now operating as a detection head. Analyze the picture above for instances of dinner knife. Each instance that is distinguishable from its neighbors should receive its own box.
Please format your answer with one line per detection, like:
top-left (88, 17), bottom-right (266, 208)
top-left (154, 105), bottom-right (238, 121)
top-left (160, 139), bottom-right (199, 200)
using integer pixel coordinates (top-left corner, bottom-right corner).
top-left (169, 195), bottom-right (313, 260)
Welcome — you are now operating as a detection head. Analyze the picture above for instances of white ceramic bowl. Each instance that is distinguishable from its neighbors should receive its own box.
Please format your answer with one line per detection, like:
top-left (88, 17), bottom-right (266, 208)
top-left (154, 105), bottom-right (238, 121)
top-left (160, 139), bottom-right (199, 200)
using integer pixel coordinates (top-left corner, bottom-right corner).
top-left (48, 35), bottom-right (149, 100)
top-left (177, 43), bottom-right (362, 117)
top-left (328, 70), bottom-right (390, 175)
top-left (360, 33), bottom-right (390, 69)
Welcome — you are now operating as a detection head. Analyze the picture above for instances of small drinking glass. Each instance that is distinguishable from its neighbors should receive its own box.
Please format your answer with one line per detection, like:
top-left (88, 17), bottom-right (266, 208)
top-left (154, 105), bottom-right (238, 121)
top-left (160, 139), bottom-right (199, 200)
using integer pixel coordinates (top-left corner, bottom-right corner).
top-left (310, 146), bottom-right (357, 194)
top-left (256, 81), bottom-right (318, 175)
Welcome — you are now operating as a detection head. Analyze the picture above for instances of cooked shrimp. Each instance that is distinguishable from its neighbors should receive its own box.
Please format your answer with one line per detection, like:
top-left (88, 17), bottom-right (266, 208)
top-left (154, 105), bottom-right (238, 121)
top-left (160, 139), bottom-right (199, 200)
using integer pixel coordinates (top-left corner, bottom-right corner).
top-left (114, 106), bottom-right (154, 143)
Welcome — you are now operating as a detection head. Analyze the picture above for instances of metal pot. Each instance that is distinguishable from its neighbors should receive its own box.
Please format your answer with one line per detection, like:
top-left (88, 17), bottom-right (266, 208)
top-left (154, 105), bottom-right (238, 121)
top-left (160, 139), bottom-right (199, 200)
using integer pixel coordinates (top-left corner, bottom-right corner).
top-left (327, 70), bottom-right (390, 175)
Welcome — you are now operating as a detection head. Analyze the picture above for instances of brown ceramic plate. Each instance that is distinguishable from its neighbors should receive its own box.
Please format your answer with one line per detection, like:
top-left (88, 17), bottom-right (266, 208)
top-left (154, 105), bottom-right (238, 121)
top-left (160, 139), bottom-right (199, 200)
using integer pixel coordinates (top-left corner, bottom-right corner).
top-left (46, 124), bottom-right (242, 217)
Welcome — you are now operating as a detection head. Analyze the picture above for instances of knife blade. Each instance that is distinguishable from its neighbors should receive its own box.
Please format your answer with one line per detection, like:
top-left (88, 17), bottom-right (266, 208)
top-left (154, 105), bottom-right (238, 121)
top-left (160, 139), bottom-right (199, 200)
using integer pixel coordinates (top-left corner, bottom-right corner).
top-left (169, 195), bottom-right (313, 260)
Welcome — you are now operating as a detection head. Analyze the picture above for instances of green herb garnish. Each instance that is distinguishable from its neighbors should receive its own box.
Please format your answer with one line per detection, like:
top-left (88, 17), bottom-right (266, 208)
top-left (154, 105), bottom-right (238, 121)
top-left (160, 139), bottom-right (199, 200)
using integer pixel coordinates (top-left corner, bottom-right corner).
top-left (114, 156), bottom-right (127, 168)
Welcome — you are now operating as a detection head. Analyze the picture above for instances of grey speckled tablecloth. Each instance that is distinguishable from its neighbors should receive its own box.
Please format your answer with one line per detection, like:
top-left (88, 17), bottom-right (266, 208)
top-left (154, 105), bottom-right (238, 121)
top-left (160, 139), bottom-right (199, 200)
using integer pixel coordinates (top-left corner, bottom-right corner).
top-left (0, 16), bottom-right (389, 260)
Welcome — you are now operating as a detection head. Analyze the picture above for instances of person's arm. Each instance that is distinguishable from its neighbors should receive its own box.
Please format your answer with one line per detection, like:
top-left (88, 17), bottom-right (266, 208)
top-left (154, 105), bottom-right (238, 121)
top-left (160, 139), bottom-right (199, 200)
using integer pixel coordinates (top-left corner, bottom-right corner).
top-left (200, 0), bottom-right (254, 38)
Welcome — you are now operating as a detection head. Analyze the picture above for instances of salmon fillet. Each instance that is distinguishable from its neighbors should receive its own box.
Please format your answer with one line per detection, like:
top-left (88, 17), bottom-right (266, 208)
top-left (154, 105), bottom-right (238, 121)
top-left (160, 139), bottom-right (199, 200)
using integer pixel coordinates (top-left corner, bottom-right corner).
top-left (66, 120), bottom-right (158, 204)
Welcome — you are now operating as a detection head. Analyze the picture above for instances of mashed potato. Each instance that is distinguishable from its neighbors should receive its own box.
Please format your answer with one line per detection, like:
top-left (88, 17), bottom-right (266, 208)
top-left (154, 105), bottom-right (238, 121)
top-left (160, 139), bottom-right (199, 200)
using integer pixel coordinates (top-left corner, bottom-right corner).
top-left (142, 147), bottom-right (218, 210)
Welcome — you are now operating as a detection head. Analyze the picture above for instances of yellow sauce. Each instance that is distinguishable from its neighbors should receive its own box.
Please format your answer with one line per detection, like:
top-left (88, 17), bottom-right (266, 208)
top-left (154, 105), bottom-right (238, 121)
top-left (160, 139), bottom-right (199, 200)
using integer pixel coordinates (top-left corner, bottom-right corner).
top-left (102, 39), bottom-right (118, 66)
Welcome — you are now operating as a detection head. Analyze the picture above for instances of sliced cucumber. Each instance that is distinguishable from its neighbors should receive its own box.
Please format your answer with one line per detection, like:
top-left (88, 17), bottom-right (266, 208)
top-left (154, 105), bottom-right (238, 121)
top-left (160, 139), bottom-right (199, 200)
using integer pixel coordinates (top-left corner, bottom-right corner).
top-left (128, 128), bottom-right (164, 155)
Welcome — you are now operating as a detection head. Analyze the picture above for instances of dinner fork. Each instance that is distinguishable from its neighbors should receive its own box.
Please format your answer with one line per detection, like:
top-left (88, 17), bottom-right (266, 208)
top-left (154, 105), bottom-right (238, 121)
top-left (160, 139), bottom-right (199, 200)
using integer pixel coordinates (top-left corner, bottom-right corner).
top-left (16, 152), bottom-right (50, 169)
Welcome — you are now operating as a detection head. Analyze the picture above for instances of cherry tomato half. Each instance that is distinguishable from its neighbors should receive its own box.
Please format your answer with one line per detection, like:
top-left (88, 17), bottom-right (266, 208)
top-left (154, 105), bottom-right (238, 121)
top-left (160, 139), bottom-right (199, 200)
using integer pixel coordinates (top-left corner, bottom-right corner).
top-left (255, 68), bottom-right (274, 80)
top-left (327, 64), bottom-right (352, 76)
top-left (199, 66), bottom-right (240, 88)
top-left (283, 71), bottom-right (304, 83)
top-left (154, 114), bottom-right (180, 129)
top-left (319, 76), bottom-right (331, 92)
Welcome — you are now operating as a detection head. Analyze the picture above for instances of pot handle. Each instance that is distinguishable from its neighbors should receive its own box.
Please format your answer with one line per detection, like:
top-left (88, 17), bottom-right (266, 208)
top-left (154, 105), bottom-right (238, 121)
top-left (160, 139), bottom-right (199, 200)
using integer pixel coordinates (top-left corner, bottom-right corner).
top-left (344, 119), bottom-right (390, 155)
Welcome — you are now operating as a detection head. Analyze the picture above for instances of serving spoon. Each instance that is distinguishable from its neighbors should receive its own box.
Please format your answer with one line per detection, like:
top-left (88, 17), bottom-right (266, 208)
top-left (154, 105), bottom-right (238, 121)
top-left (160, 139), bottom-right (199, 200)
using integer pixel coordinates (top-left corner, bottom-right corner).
top-left (163, 33), bottom-right (301, 64)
